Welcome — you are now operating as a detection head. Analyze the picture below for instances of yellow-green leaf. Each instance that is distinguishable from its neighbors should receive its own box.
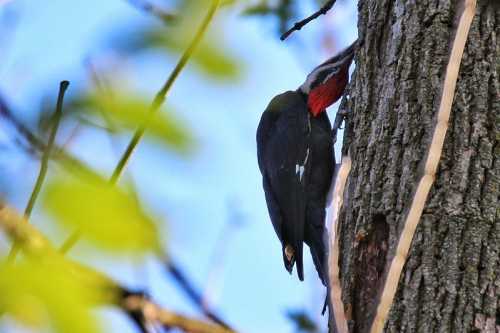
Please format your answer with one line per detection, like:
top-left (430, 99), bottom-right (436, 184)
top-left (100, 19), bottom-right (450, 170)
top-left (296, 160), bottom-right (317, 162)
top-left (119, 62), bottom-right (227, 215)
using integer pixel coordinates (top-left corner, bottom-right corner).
top-left (0, 259), bottom-right (101, 333)
top-left (148, 28), bottom-right (241, 79)
top-left (192, 39), bottom-right (240, 78)
top-left (110, 21), bottom-right (241, 80)
top-left (42, 176), bottom-right (161, 254)
top-left (87, 91), bottom-right (194, 154)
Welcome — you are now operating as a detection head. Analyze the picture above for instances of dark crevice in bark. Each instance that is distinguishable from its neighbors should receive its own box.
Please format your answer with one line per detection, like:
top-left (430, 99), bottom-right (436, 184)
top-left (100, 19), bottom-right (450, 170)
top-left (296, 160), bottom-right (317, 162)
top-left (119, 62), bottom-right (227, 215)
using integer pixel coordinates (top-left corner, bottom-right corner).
top-left (352, 214), bottom-right (389, 332)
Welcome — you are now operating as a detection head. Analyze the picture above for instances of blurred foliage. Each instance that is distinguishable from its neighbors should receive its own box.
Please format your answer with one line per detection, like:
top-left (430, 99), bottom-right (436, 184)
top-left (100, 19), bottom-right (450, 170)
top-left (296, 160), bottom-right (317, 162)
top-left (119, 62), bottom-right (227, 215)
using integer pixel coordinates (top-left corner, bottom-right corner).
top-left (125, 0), bottom-right (177, 24)
top-left (36, 85), bottom-right (196, 159)
top-left (243, 0), bottom-right (328, 35)
top-left (42, 174), bottom-right (161, 254)
top-left (243, 0), bottom-right (295, 34)
top-left (69, 88), bottom-right (195, 154)
top-left (109, 0), bottom-right (241, 80)
top-left (286, 309), bottom-right (319, 333)
top-left (112, 25), bottom-right (241, 79)
top-left (0, 0), bottom-right (336, 332)
top-left (0, 258), bottom-right (101, 333)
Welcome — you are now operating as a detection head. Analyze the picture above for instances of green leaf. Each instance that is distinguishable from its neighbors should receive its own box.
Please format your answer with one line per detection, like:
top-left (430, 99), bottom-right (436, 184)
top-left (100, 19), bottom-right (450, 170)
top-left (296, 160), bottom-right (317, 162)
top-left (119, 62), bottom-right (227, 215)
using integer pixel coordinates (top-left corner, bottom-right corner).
top-left (0, 258), bottom-right (101, 333)
top-left (110, 21), bottom-right (241, 80)
top-left (42, 175), bottom-right (161, 254)
top-left (142, 27), bottom-right (240, 79)
top-left (242, 3), bottom-right (275, 16)
top-left (191, 39), bottom-right (240, 78)
top-left (108, 0), bottom-right (243, 79)
top-left (86, 90), bottom-right (194, 154)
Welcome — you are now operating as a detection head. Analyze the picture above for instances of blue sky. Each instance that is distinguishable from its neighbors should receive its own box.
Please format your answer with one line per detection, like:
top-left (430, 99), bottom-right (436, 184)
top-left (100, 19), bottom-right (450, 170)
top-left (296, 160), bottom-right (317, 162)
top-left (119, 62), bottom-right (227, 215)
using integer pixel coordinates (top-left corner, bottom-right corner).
top-left (0, 0), bottom-right (357, 332)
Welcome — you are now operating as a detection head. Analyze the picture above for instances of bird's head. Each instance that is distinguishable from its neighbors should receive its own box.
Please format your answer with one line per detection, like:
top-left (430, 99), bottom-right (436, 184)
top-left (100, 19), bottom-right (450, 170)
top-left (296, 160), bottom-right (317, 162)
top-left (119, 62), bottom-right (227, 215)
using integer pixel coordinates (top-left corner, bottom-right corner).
top-left (299, 40), bottom-right (357, 117)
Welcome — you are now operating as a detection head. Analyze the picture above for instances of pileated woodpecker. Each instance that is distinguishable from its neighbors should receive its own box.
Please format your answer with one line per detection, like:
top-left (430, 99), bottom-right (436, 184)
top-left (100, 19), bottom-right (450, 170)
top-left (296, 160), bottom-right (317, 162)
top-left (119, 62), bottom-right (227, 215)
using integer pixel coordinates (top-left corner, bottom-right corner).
top-left (256, 41), bottom-right (356, 286)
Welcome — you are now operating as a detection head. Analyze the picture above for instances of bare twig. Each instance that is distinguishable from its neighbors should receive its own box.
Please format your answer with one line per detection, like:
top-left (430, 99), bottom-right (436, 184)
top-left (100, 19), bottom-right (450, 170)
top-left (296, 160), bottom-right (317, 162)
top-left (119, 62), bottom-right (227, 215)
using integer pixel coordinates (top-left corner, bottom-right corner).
top-left (124, 295), bottom-right (235, 333)
top-left (369, 1), bottom-right (477, 332)
top-left (7, 81), bottom-right (69, 262)
top-left (327, 155), bottom-right (351, 333)
top-left (0, 95), bottom-right (103, 182)
top-left (280, 0), bottom-right (336, 41)
top-left (26, 81), bottom-right (69, 216)
top-left (164, 258), bottom-right (233, 329)
top-left (0, 203), bottom-right (236, 333)
top-left (59, 0), bottom-right (222, 253)
top-left (126, 0), bottom-right (176, 24)
top-left (0, 96), bottom-right (44, 154)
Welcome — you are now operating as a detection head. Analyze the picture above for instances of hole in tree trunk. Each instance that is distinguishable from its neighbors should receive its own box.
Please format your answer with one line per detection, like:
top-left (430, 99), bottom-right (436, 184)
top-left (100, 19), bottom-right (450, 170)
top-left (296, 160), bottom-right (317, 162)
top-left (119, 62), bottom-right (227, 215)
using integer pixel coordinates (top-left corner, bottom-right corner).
top-left (352, 213), bottom-right (389, 332)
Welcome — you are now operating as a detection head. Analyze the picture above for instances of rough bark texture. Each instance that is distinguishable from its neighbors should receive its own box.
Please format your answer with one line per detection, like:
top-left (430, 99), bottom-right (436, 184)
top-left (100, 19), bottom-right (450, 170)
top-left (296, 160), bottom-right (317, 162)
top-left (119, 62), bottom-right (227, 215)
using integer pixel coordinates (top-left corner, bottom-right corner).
top-left (337, 0), bottom-right (499, 332)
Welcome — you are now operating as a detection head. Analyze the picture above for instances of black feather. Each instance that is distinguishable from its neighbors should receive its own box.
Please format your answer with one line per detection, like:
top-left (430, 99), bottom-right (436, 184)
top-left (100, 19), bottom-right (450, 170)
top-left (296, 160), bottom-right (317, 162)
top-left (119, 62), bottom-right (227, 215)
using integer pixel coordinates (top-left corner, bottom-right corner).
top-left (257, 91), bottom-right (333, 284)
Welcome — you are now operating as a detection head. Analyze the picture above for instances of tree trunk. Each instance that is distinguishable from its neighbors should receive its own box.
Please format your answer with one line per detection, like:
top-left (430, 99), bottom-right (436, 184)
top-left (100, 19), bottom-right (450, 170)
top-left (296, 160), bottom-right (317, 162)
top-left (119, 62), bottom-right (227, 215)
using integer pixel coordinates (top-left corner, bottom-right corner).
top-left (337, 0), bottom-right (499, 332)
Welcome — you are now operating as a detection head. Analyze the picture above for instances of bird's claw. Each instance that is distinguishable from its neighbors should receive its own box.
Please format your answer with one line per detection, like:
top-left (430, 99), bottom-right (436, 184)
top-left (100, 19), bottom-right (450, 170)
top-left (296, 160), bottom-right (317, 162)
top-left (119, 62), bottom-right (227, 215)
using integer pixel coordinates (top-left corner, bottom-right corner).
top-left (331, 109), bottom-right (349, 143)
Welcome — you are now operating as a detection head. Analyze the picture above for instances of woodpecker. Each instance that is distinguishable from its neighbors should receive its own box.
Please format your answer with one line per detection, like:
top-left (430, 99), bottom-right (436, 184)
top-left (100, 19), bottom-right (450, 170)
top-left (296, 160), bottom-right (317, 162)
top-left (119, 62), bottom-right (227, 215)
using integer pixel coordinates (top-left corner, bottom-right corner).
top-left (256, 40), bottom-right (356, 286)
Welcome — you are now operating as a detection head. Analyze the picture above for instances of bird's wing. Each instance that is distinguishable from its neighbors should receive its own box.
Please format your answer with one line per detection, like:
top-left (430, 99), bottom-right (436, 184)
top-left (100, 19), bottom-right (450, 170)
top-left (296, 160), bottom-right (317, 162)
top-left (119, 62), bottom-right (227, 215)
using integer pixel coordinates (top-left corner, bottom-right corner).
top-left (256, 110), bottom-right (276, 174)
top-left (305, 113), bottom-right (334, 286)
top-left (263, 109), bottom-right (311, 281)
top-left (261, 173), bottom-right (283, 239)
top-left (257, 109), bottom-right (284, 238)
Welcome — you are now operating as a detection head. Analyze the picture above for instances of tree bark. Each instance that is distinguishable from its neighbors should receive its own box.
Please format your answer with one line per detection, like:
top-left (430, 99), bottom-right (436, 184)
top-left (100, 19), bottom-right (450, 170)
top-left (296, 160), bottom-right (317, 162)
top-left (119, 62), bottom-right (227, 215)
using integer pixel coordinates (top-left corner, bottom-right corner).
top-left (337, 0), bottom-right (499, 332)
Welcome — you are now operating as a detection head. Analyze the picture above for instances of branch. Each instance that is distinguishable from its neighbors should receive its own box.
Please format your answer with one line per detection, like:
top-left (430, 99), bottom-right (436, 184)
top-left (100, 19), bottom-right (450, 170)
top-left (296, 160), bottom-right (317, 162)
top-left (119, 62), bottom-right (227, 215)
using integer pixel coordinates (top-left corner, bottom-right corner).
top-left (0, 95), bottom-right (44, 154)
top-left (280, 0), bottom-right (336, 41)
top-left (0, 202), bottom-right (119, 298)
top-left (0, 94), bottom-right (104, 182)
top-left (327, 155), bottom-right (351, 333)
top-left (59, 0), bottom-right (223, 253)
top-left (164, 259), bottom-right (232, 329)
top-left (370, 1), bottom-right (477, 332)
top-left (0, 203), bottom-right (236, 333)
top-left (124, 294), bottom-right (235, 333)
top-left (126, 0), bottom-right (176, 24)
top-left (8, 81), bottom-right (69, 262)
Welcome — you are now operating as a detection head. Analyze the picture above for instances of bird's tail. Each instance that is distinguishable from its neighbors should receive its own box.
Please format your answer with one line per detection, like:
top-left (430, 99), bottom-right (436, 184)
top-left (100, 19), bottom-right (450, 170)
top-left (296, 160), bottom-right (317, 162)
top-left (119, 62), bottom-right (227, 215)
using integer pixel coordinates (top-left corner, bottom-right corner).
top-left (283, 242), bottom-right (304, 281)
top-left (296, 243), bottom-right (304, 281)
top-left (305, 222), bottom-right (329, 286)
top-left (282, 171), bottom-right (307, 281)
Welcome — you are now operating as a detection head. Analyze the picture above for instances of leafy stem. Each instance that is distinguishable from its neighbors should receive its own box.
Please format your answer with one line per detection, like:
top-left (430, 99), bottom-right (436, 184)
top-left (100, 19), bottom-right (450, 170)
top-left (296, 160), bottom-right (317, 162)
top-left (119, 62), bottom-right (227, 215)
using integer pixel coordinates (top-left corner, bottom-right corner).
top-left (59, 0), bottom-right (222, 254)
top-left (7, 80), bottom-right (69, 262)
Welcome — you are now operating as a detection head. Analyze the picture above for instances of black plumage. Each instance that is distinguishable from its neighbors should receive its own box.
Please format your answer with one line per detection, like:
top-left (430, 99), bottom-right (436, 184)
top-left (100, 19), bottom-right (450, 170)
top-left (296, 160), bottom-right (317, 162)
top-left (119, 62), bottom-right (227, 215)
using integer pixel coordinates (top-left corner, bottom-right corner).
top-left (256, 90), bottom-right (334, 284)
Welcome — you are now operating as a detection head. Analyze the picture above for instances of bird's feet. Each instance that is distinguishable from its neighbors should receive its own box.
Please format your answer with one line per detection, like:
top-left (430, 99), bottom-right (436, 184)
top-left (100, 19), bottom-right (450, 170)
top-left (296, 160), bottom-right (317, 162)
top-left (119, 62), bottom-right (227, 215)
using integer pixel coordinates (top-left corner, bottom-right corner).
top-left (331, 109), bottom-right (349, 143)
